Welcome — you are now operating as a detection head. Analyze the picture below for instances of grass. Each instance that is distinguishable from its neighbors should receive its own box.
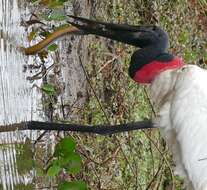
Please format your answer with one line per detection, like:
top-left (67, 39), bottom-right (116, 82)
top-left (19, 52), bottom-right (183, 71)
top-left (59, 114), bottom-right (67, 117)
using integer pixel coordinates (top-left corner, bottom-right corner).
top-left (26, 0), bottom-right (207, 189)
top-left (73, 1), bottom-right (207, 189)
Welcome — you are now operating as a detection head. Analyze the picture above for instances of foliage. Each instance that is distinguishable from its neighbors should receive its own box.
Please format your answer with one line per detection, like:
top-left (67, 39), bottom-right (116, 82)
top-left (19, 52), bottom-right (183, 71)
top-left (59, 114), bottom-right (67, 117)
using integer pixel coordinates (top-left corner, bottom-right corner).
top-left (47, 137), bottom-right (87, 189)
top-left (41, 83), bottom-right (56, 96)
top-left (13, 183), bottom-right (35, 190)
top-left (15, 138), bottom-right (34, 175)
top-left (27, 0), bottom-right (207, 189)
top-left (26, 1), bottom-right (87, 189)
top-left (75, 1), bottom-right (206, 189)
top-left (58, 181), bottom-right (87, 190)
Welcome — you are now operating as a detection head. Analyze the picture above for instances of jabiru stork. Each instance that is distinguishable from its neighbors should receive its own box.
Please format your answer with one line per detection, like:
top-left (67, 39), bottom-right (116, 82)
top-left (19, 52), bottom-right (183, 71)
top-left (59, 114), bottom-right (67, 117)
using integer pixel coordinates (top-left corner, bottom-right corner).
top-left (23, 16), bottom-right (207, 190)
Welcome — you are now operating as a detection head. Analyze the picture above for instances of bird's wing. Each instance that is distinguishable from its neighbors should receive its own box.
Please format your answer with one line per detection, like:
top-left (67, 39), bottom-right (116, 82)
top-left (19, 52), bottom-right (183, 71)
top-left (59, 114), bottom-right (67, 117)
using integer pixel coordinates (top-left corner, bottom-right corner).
top-left (152, 65), bottom-right (207, 190)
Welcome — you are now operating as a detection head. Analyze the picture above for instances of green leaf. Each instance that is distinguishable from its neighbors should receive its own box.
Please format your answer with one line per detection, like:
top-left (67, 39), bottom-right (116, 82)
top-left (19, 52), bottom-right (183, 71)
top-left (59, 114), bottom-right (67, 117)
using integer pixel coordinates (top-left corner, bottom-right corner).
top-left (40, 31), bottom-right (51, 37)
top-left (204, 52), bottom-right (207, 60)
top-left (36, 167), bottom-right (45, 177)
top-left (183, 49), bottom-right (197, 62)
top-left (15, 139), bottom-right (34, 175)
top-left (53, 24), bottom-right (70, 31)
top-left (41, 84), bottom-right (55, 96)
top-left (64, 152), bottom-right (82, 174)
top-left (178, 31), bottom-right (189, 44)
top-left (47, 10), bottom-right (66, 20)
top-left (58, 181), bottom-right (87, 190)
top-left (48, 44), bottom-right (58, 52)
top-left (54, 137), bottom-right (76, 157)
top-left (47, 161), bottom-right (61, 177)
top-left (27, 31), bottom-right (37, 42)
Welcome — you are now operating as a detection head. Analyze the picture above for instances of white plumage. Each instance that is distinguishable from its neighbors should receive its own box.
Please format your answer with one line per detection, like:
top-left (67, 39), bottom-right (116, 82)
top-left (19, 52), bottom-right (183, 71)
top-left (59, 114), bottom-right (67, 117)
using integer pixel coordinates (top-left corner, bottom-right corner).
top-left (150, 65), bottom-right (207, 190)
top-left (22, 15), bottom-right (207, 189)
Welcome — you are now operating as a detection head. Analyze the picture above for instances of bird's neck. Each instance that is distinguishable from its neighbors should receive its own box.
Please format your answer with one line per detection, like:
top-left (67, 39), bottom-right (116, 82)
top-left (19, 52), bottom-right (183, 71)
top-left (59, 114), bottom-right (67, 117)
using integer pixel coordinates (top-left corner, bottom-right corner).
top-left (132, 56), bottom-right (184, 84)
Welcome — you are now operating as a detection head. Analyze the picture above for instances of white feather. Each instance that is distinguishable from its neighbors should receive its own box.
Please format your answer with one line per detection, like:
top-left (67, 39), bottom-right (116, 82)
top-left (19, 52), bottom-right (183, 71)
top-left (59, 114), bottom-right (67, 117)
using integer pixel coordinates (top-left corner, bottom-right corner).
top-left (150, 65), bottom-right (207, 190)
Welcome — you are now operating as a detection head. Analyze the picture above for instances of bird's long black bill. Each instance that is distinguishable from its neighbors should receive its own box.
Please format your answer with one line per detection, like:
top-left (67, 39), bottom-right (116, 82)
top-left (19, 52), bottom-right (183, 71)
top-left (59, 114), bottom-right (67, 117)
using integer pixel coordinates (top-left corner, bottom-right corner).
top-left (67, 15), bottom-right (156, 47)
top-left (0, 120), bottom-right (155, 135)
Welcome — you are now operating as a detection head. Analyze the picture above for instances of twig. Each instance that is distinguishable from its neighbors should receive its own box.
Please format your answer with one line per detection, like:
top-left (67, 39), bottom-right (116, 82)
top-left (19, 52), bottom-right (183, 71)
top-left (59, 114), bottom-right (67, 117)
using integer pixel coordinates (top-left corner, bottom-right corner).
top-left (143, 87), bottom-right (156, 116)
top-left (115, 135), bottom-right (143, 190)
top-left (145, 158), bottom-right (164, 190)
top-left (77, 38), bottom-right (141, 188)
top-left (97, 54), bottom-right (120, 74)
top-left (142, 131), bottom-right (175, 190)
top-left (78, 54), bottom-right (110, 123)
top-left (142, 88), bottom-right (175, 189)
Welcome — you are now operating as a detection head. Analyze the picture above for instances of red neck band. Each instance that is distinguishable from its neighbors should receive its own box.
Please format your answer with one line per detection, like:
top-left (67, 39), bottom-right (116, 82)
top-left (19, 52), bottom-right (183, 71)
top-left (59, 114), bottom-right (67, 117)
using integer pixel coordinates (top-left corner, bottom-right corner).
top-left (132, 57), bottom-right (184, 84)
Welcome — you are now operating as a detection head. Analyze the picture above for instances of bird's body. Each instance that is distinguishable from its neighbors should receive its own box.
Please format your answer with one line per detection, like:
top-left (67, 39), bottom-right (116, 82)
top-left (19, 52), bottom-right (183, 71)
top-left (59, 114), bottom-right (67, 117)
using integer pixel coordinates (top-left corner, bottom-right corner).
top-left (70, 17), bottom-right (207, 189)
top-left (23, 16), bottom-right (207, 190)
top-left (151, 65), bottom-right (207, 190)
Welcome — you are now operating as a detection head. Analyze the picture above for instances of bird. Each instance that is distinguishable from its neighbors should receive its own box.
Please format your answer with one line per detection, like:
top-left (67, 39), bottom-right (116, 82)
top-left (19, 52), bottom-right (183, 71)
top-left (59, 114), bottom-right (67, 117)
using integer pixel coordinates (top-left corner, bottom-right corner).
top-left (23, 16), bottom-right (207, 190)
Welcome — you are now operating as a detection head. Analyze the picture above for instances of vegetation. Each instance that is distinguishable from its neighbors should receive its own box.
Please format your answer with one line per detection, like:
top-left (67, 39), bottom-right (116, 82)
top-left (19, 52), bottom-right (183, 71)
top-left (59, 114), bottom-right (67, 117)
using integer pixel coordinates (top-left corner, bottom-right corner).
top-left (25, 0), bottom-right (207, 189)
